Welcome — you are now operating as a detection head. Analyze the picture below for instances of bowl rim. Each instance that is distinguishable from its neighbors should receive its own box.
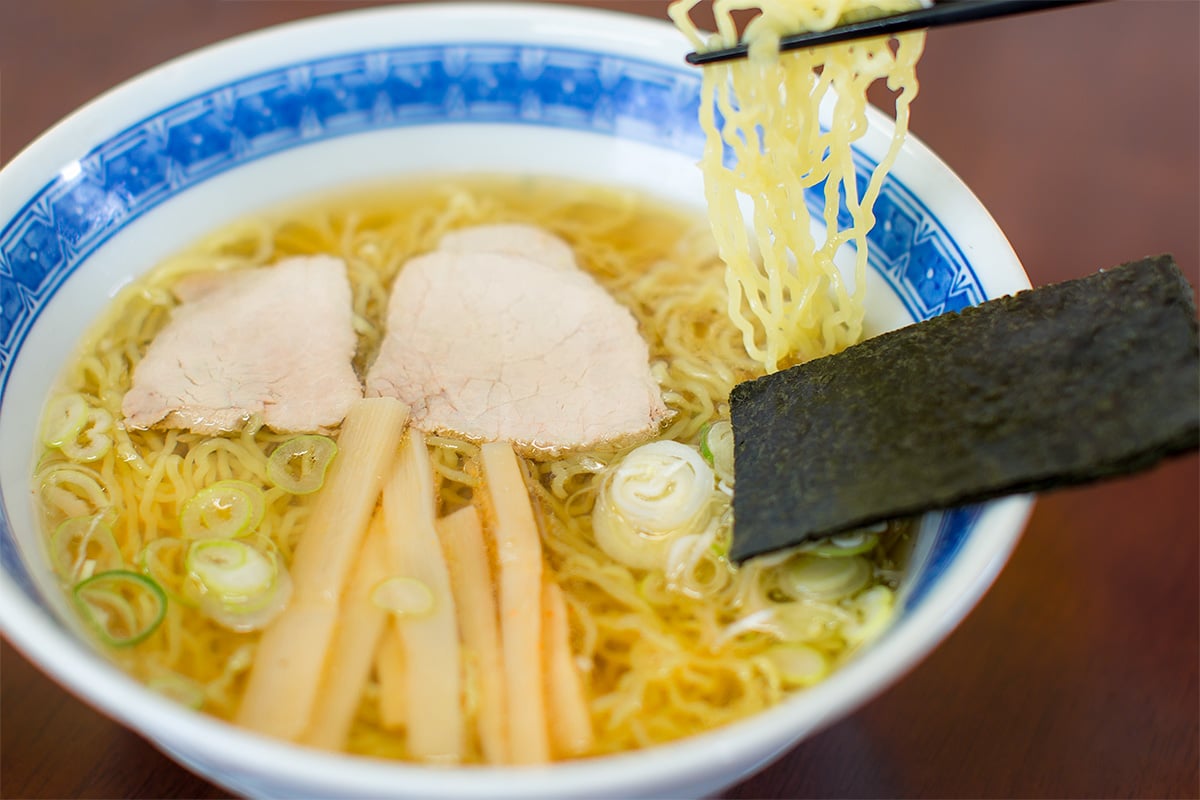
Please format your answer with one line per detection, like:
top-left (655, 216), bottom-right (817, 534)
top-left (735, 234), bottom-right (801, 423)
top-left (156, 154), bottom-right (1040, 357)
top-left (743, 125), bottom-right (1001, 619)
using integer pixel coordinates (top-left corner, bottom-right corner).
top-left (0, 2), bottom-right (1033, 796)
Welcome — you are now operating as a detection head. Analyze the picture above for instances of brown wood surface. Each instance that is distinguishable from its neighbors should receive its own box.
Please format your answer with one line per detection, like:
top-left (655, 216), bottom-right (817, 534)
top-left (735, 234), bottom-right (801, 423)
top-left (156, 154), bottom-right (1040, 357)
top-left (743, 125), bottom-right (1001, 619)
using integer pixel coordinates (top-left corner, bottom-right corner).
top-left (1, 1), bottom-right (1196, 798)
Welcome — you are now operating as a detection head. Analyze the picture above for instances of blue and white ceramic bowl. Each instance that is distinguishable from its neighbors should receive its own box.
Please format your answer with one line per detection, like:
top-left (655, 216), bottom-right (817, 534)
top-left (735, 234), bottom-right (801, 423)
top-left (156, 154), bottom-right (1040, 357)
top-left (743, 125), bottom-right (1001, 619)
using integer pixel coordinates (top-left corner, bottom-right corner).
top-left (0, 4), bottom-right (1032, 798)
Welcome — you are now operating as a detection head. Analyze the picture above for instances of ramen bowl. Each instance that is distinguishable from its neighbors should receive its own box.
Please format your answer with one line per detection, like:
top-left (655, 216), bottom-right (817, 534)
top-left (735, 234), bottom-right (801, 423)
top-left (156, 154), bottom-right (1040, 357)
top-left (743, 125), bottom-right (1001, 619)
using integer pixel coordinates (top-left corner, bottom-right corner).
top-left (0, 3), bottom-right (1032, 798)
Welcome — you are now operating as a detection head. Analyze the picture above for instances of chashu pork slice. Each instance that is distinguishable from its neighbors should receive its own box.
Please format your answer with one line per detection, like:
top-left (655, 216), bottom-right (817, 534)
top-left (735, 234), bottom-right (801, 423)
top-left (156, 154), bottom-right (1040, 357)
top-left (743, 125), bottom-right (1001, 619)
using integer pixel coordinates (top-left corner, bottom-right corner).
top-left (122, 255), bottom-right (363, 434)
top-left (365, 250), bottom-right (670, 457)
top-left (437, 223), bottom-right (577, 271)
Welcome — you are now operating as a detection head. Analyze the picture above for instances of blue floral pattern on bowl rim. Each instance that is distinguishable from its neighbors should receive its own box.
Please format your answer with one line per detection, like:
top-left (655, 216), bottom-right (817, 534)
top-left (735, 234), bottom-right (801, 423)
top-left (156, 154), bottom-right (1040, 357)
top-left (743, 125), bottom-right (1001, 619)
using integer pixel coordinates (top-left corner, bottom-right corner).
top-left (0, 42), bottom-right (986, 617)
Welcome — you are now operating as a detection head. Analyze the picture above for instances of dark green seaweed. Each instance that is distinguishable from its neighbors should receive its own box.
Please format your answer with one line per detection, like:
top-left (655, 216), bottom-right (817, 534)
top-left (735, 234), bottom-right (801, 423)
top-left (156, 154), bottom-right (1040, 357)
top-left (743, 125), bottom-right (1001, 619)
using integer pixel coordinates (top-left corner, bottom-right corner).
top-left (729, 255), bottom-right (1199, 562)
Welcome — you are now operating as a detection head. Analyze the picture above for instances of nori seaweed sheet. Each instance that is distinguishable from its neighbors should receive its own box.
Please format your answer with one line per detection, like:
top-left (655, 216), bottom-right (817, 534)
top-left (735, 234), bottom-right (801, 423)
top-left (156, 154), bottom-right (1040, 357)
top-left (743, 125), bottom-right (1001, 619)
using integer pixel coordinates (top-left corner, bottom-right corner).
top-left (728, 254), bottom-right (1200, 563)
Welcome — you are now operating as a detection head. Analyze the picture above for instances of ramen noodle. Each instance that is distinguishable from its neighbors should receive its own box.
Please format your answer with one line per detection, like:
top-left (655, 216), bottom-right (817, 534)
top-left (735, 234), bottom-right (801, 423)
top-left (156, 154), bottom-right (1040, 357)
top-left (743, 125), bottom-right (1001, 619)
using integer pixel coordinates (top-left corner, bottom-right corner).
top-left (670, 0), bottom-right (924, 371)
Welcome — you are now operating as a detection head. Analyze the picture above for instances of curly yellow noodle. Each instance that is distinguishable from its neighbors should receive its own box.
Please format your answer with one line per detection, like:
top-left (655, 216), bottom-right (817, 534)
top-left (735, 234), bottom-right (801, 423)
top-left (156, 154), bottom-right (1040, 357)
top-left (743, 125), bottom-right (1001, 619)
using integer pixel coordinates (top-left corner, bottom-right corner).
top-left (669, 0), bottom-right (923, 372)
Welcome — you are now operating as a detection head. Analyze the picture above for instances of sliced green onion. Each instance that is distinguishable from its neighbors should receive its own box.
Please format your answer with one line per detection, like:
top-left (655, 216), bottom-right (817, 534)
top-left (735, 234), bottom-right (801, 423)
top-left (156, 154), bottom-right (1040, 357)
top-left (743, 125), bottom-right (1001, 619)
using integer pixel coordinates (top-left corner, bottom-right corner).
top-left (709, 519), bottom-right (733, 558)
top-left (59, 406), bottom-right (114, 463)
top-left (180, 483), bottom-right (256, 539)
top-left (699, 420), bottom-right (735, 486)
top-left (637, 571), bottom-right (664, 602)
top-left (138, 537), bottom-right (199, 607)
top-left (842, 585), bottom-right (895, 646)
top-left (37, 465), bottom-right (109, 520)
top-left (187, 539), bottom-right (276, 600)
top-left (40, 393), bottom-right (89, 448)
top-left (778, 554), bottom-right (872, 601)
top-left (186, 539), bottom-right (292, 632)
top-left (73, 570), bottom-right (166, 647)
top-left (765, 643), bottom-right (829, 688)
top-left (267, 434), bottom-right (338, 495)
top-left (592, 440), bottom-right (715, 571)
top-left (242, 413), bottom-right (265, 438)
top-left (51, 516), bottom-right (123, 582)
top-left (206, 480), bottom-right (265, 531)
top-left (200, 577), bottom-right (292, 633)
top-left (147, 673), bottom-right (206, 710)
top-left (802, 531), bottom-right (880, 558)
top-left (370, 576), bottom-right (435, 617)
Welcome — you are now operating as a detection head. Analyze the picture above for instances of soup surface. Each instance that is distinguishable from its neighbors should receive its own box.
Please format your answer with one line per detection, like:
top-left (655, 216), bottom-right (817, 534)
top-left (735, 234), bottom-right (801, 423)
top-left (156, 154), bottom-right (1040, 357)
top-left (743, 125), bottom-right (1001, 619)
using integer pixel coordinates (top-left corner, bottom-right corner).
top-left (33, 175), bottom-right (908, 762)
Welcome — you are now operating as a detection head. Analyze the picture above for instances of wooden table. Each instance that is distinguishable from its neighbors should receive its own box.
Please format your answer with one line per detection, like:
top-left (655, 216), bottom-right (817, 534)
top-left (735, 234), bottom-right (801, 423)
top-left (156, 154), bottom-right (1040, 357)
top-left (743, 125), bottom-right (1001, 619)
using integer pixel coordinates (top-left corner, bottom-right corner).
top-left (1, 1), bottom-right (1196, 797)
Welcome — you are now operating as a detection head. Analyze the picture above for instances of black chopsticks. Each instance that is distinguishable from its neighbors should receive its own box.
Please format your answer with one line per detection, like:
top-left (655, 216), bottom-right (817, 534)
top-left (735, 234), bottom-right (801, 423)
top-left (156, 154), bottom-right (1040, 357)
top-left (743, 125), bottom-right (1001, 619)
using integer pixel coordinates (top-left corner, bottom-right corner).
top-left (685, 0), bottom-right (1103, 66)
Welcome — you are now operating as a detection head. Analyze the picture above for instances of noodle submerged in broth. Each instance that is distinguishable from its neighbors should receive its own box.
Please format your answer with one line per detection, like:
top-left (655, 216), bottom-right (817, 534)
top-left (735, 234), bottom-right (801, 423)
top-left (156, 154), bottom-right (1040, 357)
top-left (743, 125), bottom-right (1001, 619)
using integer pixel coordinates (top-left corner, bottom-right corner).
top-left (34, 0), bottom-right (924, 765)
top-left (34, 176), bottom-right (909, 760)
